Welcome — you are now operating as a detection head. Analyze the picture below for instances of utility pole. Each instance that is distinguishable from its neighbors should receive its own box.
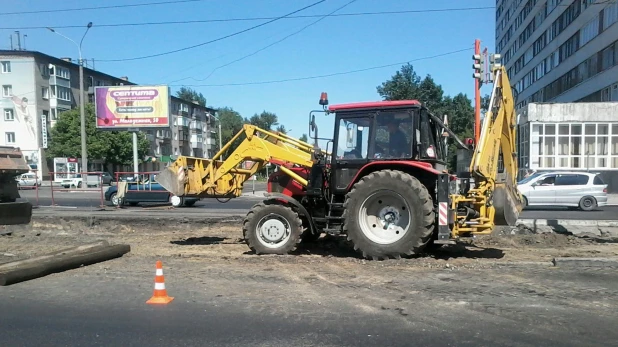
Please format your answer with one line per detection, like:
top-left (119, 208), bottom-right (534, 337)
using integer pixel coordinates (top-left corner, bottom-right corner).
top-left (472, 39), bottom-right (483, 144)
top-left (48, 22), bottom-right (93, 187)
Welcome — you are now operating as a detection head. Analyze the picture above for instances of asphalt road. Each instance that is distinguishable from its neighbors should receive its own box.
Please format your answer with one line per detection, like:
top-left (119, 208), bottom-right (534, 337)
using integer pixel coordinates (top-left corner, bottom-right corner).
top-left (2, 253), bottom-right (618, 346)
top-left (17, 183), bottom-right (265, 210)
top-left (18, 188), bottom-right (618, 220)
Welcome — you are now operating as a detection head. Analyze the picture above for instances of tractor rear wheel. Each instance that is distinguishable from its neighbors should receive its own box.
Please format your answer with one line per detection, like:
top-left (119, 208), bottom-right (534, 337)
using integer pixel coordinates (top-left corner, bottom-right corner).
top-left (342, 170), bottom-right (435, 260)
top-left (243, 202), bottom-right (303, 255)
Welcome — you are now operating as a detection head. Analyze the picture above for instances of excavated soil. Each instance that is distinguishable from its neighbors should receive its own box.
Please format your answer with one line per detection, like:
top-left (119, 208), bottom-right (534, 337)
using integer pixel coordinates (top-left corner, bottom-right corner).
top-left (2, 215), bottom-right (618, 267)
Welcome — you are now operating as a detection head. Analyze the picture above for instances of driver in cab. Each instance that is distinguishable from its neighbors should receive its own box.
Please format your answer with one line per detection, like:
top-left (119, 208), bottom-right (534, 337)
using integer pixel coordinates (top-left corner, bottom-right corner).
top-left (379, 117), bottom-right (408, 158)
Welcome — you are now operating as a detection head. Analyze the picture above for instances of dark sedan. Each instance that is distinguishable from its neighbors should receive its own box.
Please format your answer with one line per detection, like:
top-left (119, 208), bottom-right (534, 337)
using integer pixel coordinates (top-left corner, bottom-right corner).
top-left (104, 180), bottom-right (199, 207)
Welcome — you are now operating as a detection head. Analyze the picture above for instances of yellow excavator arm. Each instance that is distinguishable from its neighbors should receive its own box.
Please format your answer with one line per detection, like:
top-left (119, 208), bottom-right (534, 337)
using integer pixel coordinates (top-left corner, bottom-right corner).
top-left (157, 124), bottom-right (323, 199)
top-left (451, 65), bottom-right (523, 236)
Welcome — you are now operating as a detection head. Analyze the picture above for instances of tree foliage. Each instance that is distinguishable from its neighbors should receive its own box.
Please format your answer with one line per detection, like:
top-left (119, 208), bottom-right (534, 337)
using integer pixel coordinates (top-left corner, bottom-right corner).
top-left (47, 103), bottom-right (150, 169)
top-left (299, 133), bottom-right (308, 142)
top-left (176, 87), bottom-right (207, 106)
top-left (246, 111), bottom-right (279, 130)
top-left (376, 63), bottom-right (475, 169)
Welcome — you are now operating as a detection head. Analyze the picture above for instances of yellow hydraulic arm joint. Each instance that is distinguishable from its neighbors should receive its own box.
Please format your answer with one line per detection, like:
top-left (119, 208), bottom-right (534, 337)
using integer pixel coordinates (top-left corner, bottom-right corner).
top-left (157, 124), bottom-right (324, 199)
top-left (451, 65), bottom-right (523, 237)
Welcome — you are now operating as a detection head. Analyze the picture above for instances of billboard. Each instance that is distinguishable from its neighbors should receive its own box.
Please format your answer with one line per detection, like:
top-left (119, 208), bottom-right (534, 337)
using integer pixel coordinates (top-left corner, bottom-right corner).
top-left (94, 85), bottom-right (171, 129)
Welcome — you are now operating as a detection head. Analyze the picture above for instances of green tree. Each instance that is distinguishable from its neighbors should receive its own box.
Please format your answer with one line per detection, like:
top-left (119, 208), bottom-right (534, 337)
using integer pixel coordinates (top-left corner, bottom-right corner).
top-left (275, 124), bottom-right (287, 134)
top-left (176, 87), bottom-right (207, 106)
top-left (47, 103), bottom-right (150, 171)
top-left (299, 133), bottom-right (309, 142)
top-left (376, 63), bottom-right (475, 169)
top-left (246, 111), bottom-right (279, 130)
top-left (212, 106), bottom-right (244, 156)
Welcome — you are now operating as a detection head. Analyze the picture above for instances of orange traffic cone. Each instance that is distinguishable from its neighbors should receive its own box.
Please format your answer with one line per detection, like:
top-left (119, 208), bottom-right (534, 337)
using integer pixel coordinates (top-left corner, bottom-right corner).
top-left (146, 260), bottom-right (174, 305)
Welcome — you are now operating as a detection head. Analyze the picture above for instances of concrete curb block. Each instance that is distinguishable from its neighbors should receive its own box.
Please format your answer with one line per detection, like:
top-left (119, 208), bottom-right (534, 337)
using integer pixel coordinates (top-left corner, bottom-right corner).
top-left (552, 257), bottom-right (618, 268)
top-left (31, 213), bottom-right (245, 224)
top-left (517, 219), bottom-right (618, 227)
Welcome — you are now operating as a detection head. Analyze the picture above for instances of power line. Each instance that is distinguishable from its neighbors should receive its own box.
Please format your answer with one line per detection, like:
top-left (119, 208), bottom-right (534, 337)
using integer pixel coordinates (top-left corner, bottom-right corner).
top-left (169, 0), bottom-right (359, 84)
top-left (1, 6), bottom-right (496, 30)
top-left (97, 0), bottom-right (328, 62)
top-left (0, 0), bottom-right (208, 16)
top-left (170, 47), bottom-right (472, 87)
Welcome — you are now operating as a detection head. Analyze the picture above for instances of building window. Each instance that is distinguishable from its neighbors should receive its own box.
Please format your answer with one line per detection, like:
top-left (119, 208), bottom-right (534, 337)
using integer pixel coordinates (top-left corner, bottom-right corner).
top-left (603, 1), bottom-right (618, 31)
top-left (51, 108), bottom-right (57, 120)
top-left (1, 61), bottom-right (10, 73)
top-left (532, 123), bottom-right (618, 170)
top-left (4, 108), bottom-right (14, 121)
top-left (41, 87), bottom-right (50, 99)
top-left (53, 86), bottom-right (71, 101)
top-left (5, 132), bottom-right (15, 144)
top-left (39, 63), bottom-right (49, 76)
top-left (55, 66), bottom-right (70, 79)
top-left (2, 85), bottom-right (12, 97)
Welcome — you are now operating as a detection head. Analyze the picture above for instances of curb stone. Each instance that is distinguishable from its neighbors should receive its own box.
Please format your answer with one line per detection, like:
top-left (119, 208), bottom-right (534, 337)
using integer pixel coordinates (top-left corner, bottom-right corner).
top-left (552, 257), bottom-right (618, 268)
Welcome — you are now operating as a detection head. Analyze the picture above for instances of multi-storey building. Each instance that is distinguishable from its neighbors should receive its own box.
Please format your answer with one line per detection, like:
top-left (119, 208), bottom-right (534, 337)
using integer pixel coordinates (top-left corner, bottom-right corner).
top-left (496, 0), bottom-right (618, 187)
top-left (496, 0), bottom-right (618, 108)
top-left (0, 49), bottom-right (216, 179)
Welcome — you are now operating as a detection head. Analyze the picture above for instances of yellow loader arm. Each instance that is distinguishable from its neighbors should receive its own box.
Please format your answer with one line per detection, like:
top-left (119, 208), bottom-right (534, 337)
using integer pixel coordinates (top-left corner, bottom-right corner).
top-left (157, 124), bottom-right (323, 198)
top-left (451, 65), bottom-right (523, 235)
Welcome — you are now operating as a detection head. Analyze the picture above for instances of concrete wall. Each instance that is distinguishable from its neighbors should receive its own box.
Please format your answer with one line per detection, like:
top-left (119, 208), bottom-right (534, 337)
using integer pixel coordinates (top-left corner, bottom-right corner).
top-left (519, 102), bottom-right (618, 123)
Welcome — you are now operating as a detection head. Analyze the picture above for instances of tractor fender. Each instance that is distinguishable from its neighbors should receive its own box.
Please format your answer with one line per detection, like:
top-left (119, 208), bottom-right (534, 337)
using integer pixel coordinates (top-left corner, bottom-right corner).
top-left (346, 161), bottom-right (442, 191)
top-left (262, 192), bottom-right (318, 235)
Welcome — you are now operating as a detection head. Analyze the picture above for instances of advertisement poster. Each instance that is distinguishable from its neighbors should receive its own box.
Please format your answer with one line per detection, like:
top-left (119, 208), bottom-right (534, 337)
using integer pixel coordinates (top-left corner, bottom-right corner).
top-left (94, 85), bottom-right (170, 129)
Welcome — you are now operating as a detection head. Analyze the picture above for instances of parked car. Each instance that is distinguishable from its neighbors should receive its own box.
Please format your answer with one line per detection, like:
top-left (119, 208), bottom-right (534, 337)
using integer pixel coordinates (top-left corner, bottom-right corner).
top-left (90, 171), bottom-right (114, 185)
top-left (104, 176), bottom-right (199, 207)
top-left (16, 172), bottom-right (42, 189)
top-left (517, 171), bottom-right (607, 211)
top-left (61, 174), bottom-right (101, 188)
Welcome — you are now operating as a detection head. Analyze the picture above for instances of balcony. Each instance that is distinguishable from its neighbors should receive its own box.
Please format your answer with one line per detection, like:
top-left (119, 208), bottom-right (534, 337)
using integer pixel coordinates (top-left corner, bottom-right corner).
top-left (175, 116), bottom-right (191, 127)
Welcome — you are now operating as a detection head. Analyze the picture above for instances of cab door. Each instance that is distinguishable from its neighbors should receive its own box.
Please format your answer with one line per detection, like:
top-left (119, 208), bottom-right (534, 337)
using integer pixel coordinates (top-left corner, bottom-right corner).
top-left (330, 114), bottom-right (374, 194)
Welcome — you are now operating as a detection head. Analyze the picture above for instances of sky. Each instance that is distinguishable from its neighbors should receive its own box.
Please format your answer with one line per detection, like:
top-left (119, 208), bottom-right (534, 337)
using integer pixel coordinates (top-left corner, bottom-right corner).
top-left (1, 0), bottom-right (496, 142)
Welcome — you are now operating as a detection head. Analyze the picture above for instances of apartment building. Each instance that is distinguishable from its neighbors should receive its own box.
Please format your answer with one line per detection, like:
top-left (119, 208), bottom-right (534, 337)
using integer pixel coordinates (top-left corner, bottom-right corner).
top-left (0, 49), bottom-right (216, 178)
top-left (496, 0), bottom-right (618, 108)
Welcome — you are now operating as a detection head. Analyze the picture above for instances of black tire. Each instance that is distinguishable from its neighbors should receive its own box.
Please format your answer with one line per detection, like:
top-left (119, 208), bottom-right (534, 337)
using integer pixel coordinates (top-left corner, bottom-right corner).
top-left (342, 169), bottom-right (435, 260)
top-left (184, 200), bottom-right (196, 207)
top-left (579, 196), bottom-right (597, 211)
top-left (243, 202), bottom-right (303, 255)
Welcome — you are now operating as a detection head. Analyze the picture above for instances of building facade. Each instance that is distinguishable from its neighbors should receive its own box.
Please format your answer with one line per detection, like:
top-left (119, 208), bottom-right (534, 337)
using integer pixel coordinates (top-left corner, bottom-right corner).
top-left (517, 102), bottom-right (618, 191)
top-left (0, 50), bottom-right (216, 178)
top-left (496, 0), bottom-right (618, 109)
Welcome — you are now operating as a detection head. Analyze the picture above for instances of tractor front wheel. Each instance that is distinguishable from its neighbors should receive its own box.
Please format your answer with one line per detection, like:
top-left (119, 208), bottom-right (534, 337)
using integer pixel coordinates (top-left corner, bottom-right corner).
top-left (343, 170), bottom-right (435, 260)
top-left (243, 202), bottom-right (303, 255)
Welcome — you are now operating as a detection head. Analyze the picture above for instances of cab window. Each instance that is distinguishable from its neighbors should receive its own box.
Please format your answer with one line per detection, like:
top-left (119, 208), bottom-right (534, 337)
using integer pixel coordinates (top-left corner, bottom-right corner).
top-left (336, 117), bottom-right (371, 159)
top-left (374, 112), bottom-right (413, 159)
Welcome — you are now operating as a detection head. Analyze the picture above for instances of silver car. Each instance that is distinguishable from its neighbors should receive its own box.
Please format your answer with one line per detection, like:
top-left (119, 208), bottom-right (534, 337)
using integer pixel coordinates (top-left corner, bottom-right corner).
top-left (517, 171), bottom-right (608, 211)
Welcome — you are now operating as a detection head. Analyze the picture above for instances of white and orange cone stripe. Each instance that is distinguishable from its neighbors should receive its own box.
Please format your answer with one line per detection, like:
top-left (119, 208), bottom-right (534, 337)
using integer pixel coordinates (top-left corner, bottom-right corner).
top-left (146, 260), bottom-right (174, 305)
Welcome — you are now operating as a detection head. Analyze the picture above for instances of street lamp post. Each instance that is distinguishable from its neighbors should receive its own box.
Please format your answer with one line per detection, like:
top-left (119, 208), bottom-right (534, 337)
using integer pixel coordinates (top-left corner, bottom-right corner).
top-left (47, 22), bottom-right (92, 187)
top-left (208, 113), bottom-right (223, 160)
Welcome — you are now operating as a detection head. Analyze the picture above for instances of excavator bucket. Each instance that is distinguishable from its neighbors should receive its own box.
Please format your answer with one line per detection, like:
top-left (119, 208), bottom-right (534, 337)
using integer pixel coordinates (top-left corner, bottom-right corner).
top-left (493, 182), bottom-right (522, 226)
top-left (156, 166), bottom-right (185, 197)
top-left (0, 201), bottom-right (33, 225)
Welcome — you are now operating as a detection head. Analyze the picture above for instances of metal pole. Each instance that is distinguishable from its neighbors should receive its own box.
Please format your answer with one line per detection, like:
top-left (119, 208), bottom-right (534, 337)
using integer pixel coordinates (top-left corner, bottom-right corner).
top-left (79, 58), bottom-right (87, 186)
top-left (474, 39), bottom-right (481, 144)
top-left (47, 23), bottom-right (92, 189)
top-left (133, 131), bottom-right (139, 179)
top-left (218, 121), bottom-right (223, 160)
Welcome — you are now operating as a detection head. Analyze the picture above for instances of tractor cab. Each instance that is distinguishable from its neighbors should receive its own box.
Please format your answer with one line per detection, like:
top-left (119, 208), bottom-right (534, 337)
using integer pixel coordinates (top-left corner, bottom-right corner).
top-left (322, 100), bottom-right (448, 193)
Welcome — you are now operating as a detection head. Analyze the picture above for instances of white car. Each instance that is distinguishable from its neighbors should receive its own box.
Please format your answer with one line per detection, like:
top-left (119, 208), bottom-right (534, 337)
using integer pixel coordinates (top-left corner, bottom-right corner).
top-left (16, 172), bottom-right (42, 189)
top-left (61, 174), bottom-right (102, 188)
top-left (517, 171), bottom-right (608, 211)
